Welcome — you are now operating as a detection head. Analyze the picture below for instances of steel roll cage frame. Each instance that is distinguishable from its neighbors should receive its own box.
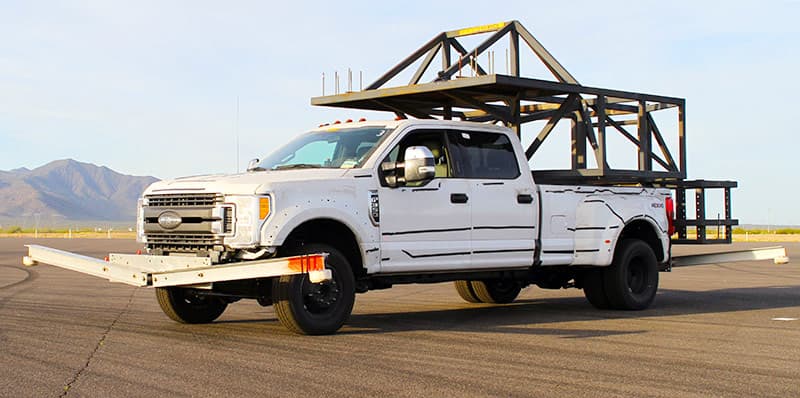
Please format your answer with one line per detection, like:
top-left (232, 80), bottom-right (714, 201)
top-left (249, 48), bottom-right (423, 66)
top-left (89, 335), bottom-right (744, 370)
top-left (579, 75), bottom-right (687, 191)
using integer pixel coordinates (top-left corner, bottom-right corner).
top-left (311, 21), bottom-right (736, 243)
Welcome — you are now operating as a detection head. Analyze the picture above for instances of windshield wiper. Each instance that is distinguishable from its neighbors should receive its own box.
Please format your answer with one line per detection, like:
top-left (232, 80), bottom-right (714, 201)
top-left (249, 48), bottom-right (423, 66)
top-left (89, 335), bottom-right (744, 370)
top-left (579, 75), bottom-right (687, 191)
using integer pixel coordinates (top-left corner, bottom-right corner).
top-left (273, 163), bottom-right (321, 170)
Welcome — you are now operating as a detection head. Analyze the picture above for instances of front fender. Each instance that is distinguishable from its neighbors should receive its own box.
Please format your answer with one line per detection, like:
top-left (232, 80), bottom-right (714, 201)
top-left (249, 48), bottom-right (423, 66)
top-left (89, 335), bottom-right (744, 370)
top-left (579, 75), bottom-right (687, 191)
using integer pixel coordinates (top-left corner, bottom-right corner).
top-left (262, 205), bottom-right (376, 247)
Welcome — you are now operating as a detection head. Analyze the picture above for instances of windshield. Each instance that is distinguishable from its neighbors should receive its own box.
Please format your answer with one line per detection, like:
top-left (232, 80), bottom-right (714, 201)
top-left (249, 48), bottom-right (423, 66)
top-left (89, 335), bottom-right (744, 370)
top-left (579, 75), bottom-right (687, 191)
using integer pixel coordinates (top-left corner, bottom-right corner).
top-left (256, 126), bottom-right (394, 170)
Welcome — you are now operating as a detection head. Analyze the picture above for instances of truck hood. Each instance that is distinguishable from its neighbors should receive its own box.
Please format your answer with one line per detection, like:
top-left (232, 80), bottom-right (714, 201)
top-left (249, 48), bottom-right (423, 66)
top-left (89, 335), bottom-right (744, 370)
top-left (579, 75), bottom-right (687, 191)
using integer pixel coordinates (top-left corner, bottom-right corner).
top-left (143, 169), bottom-right (351, 196)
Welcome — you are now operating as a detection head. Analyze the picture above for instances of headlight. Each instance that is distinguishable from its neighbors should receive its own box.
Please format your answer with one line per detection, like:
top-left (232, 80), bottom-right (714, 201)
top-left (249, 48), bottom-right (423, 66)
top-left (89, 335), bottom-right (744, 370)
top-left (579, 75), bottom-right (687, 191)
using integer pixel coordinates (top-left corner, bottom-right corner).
top-left (224, 194), bottom-right (272, 248)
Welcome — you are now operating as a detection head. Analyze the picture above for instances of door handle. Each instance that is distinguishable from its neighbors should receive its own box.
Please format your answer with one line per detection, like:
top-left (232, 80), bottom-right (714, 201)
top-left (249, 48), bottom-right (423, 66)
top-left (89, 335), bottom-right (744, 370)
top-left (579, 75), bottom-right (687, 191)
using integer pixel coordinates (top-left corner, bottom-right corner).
top-left (450, 193), bottom-right (469, 204)
top-left (517, 194), bottom-right (533, 204)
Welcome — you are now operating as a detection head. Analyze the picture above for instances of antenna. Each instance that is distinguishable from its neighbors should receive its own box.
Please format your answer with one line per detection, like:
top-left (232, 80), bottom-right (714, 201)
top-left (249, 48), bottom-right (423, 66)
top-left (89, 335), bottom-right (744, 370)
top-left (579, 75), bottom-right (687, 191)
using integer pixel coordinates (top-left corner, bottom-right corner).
top-left (235, 96), bottom-right (240, 173)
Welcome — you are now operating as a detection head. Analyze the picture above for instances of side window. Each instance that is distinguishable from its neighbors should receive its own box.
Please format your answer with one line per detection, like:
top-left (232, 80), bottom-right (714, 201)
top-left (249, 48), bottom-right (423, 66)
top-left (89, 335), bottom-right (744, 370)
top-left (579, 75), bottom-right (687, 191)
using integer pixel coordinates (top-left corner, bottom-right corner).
top-left (382, 130), bottom-right (451, 179)
top-left (448, 130), bottom-right (520, 179)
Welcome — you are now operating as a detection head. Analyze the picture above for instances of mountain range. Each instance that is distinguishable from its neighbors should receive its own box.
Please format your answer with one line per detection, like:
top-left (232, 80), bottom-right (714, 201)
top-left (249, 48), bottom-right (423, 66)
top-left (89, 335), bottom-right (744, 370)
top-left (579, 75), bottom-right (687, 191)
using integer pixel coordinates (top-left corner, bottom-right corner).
top-left (0, 159), bottom-right (158, 222)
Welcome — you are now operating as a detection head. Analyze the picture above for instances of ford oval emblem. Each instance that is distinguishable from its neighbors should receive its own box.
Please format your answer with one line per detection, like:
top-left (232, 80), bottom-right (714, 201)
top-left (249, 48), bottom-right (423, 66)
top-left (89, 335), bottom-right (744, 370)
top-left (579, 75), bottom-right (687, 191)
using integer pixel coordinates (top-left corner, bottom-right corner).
top-left (158, 211), bottom-right (182, 229)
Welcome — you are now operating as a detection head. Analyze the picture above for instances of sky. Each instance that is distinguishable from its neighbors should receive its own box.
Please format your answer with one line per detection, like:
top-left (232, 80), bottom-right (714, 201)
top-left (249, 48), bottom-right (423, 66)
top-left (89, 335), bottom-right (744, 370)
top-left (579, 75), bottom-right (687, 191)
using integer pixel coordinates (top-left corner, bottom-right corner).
top-left (1, 1), bottom-right (798, 225)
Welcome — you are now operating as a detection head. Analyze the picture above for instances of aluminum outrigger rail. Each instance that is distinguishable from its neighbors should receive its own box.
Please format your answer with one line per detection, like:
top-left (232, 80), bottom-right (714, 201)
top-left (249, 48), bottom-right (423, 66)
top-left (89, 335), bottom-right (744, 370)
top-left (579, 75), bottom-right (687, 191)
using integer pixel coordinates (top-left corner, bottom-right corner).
top-left (22, 245), bottom-right (332, 287)
top-left (671, 246), bottom-right (789, 268)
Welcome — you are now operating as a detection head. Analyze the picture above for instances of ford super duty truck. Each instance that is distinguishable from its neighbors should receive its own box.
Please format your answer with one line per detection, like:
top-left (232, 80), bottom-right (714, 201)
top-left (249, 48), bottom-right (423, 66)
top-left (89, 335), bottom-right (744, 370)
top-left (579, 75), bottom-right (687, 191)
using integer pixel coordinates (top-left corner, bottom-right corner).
top-left (26, 118), bottom-right (682, 334)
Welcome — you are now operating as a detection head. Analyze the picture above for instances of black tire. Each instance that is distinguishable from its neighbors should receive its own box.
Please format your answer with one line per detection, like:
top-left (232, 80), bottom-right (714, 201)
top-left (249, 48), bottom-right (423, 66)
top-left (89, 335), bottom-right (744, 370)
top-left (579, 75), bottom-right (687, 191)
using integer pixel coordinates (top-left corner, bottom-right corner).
top-left (580, 269), bottom-right (611, 309)
top-left (272, 244), bottom-right (355, 335)
top-left (454, 280), bottom-right (481, 303)
top-left (155, 287), bottom-right (228, 324)
top-left (603, 239), bottom-right (659, 310)
top-left (470, 280), bottom-right (522, 304)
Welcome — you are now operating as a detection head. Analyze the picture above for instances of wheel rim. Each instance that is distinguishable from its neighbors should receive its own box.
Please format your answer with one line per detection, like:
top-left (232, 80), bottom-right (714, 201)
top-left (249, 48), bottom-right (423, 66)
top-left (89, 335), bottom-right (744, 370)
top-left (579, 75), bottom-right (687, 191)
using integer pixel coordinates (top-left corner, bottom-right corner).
top-left (627, 256), bottom-right (647, 294)
top-left (491, 280), bottom-right (518, 295)
top-left (301, 270), bottom-right (341, 314)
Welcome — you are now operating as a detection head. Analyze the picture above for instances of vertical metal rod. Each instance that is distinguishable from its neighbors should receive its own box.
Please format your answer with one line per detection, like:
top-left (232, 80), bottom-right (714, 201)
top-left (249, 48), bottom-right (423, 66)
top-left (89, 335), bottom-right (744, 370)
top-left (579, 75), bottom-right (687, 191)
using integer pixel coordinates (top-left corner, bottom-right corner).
top-left (676, 188), bottom-right (687, 240)
top-left (512, 93), bottom-right (522, 137)
top-left (235, 96), bottom-right (240, 173)
top-left (505, 49), bottom-right (509, 74)
top-left (322, 73), bottom-right (325, 96)
top-left (596, 95), bottom-right (607, 172)
top-left (441, 38), bottom-right (451, 77)
top-left (348, 68), bottom-right (352, 92)
top-left (335, 71), bottom-right (339, 95)
top-left (359, 71), bottom-right (363, 91)
top-left (724, 187), bottom-right (732, 242)
top-left (474, 49), bottom-right (478, 76)
top-left (571, 115), bottom-right (586, 169)
top-left (510, 31), bottom-right (520, 77)
top-left (678, 104), bottom-right (687, 178)
top-left (637, 100), bottom-right (651, 171)
top-left (696, 188), bottom-right (706, 243)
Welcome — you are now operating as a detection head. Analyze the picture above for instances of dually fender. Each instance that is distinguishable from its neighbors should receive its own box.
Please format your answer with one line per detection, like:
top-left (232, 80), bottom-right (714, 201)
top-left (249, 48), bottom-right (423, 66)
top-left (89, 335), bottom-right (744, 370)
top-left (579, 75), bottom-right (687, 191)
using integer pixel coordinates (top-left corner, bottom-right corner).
top-left (573, 194), bottom-right (669, 266)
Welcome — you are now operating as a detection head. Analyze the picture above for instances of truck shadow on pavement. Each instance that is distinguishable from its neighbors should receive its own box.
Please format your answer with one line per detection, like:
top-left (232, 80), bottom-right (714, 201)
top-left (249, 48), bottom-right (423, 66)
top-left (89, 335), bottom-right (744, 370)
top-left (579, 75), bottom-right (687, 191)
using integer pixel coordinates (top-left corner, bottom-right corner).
top-left (339, 284), bottom-right (800, 337)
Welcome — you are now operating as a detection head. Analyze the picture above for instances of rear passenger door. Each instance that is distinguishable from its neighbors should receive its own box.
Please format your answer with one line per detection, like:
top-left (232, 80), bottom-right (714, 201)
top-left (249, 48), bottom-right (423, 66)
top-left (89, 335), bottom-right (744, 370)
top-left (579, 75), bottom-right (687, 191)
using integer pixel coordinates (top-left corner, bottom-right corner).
top-left (448, 129), bottom-right (537, 269)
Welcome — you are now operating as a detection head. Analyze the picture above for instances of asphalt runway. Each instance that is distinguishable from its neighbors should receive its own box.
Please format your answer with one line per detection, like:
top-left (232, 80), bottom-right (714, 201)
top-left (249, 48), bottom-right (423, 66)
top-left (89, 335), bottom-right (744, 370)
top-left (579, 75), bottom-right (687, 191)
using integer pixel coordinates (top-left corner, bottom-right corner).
top-left (1, 238), bottom-right (798, 397)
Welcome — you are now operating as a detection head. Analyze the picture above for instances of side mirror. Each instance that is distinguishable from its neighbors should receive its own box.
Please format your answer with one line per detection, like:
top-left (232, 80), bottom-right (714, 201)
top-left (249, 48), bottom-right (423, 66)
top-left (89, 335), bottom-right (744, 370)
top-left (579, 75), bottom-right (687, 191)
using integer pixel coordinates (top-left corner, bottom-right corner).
top-left (403, 146), bottom-right (436, 183)
top-left (380, 146), bottom-right (435, 188)
top-left (246, 158), bottom-right (261, 172)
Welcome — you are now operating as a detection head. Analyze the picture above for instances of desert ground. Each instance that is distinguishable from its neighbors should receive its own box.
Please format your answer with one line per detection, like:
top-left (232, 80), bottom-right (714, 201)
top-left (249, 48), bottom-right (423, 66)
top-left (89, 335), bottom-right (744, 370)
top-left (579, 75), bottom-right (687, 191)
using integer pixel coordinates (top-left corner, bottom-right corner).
top-left (1, 239), bottom-right (798, 397)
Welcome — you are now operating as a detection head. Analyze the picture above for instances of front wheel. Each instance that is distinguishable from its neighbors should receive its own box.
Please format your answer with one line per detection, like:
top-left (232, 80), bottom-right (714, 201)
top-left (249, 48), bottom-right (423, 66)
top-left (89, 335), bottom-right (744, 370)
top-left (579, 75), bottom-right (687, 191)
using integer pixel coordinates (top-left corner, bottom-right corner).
top-left (155, 287), bottom-right (228, 324)
top-left (272, 244), bottom-right (355, 335)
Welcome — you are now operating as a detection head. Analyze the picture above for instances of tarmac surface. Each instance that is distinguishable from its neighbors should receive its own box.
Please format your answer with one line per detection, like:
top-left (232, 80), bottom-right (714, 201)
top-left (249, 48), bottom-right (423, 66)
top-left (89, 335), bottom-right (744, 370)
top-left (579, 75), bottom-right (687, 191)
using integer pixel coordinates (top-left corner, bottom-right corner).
top-left (1, 238), bottom-right (798, 397)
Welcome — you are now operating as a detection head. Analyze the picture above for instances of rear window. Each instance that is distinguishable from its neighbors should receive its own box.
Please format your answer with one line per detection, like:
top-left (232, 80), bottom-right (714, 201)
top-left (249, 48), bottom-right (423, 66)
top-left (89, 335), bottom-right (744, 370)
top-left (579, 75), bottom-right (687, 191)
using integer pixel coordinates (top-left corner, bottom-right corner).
top-left (447, 130), bottom-right (520, 179)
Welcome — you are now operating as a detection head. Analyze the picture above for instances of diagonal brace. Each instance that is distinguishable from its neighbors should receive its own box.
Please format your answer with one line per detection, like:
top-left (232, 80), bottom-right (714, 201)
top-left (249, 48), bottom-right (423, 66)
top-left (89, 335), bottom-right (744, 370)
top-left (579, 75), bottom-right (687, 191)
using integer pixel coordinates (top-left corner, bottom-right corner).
top-left (525, 94), bottom-right (580, 159)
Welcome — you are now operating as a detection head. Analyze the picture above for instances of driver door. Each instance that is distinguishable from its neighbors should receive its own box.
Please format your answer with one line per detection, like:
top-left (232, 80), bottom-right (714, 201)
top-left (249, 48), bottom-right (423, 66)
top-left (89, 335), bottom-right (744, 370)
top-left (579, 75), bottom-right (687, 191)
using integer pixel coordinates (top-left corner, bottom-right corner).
top-left (377, 129), bottom-right (472, 273)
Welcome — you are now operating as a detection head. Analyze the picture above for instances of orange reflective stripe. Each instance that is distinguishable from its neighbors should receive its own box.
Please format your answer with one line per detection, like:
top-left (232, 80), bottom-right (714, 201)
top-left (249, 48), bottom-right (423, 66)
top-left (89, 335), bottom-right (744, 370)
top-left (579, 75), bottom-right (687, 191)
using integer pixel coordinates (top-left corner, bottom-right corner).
top-left (287, 255), bottom-right (325, 273)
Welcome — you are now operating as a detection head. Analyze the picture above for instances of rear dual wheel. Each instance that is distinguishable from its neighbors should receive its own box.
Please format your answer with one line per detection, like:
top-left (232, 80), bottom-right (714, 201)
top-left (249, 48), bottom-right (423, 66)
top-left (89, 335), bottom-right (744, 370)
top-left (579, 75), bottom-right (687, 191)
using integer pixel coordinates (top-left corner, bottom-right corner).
top-left (454, 280), bottom-right (522, 304)
top-left (582, 239), bottom-right (659, 310)
top-left (454, 280), bottom-right (481, 303)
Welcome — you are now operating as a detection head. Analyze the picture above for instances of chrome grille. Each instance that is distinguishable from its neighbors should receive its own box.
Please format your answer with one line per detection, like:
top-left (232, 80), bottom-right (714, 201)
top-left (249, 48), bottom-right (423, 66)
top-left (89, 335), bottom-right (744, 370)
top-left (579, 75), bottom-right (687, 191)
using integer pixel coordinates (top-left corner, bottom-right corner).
top-left (142, 192), bottom-right (229, 253)
top-left (146, 233), bottom-right (223, 252)
top-left (146, 193), bottom-right (222, 207)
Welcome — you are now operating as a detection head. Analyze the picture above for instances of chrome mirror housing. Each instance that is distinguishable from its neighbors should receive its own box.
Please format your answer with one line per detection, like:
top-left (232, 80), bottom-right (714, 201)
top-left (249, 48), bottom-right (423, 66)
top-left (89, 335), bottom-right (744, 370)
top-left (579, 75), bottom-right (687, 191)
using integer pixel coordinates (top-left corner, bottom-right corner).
top-left (246, 158), bottom-right (261, 172)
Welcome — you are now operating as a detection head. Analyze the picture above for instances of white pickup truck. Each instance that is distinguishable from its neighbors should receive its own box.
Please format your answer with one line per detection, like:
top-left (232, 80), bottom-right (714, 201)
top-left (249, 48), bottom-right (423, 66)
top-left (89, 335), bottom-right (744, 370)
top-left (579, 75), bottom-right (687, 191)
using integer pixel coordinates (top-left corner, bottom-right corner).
top-left (25, 119), bottom-right (677, 335)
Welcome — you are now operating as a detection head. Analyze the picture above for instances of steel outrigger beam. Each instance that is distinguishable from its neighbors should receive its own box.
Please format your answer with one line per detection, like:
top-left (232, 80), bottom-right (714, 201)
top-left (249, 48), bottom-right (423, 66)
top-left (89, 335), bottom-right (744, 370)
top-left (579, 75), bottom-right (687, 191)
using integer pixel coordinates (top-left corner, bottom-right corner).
top-left (23, 245), bottom-right (332, 287)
